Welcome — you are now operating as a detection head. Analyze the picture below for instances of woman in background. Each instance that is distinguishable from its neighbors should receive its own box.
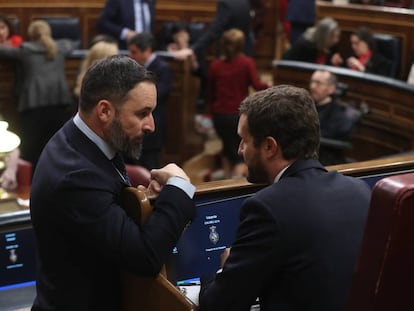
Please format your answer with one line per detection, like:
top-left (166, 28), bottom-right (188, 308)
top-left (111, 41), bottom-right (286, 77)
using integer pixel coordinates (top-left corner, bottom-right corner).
top-left (0, 20), bottom-right (76, 170)
top-left (73, 36), bottom-right (119, 99)
top-left (208, 28), bottom-right (270, 179)
top-left (71, 36), bottom-right (118, 115)
top-left (346, 27), bottom-right (392, 77)
top-left (0, 14), bottom-right (22, 47)
top-left (282, 17), bottom-right (343, 66)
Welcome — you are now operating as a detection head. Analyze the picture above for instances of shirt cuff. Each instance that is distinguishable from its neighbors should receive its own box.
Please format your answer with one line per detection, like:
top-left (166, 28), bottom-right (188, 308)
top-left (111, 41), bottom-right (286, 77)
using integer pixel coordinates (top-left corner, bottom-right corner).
top-left (121, 28), bottom-right (129, 40)
top-left (167, 176), bottom-right (196, 198)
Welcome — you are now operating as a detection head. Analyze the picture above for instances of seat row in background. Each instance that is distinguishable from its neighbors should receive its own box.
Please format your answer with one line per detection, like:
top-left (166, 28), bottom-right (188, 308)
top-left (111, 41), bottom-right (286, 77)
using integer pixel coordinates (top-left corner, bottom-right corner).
top-left (8, 16), bottom-right (208, 53)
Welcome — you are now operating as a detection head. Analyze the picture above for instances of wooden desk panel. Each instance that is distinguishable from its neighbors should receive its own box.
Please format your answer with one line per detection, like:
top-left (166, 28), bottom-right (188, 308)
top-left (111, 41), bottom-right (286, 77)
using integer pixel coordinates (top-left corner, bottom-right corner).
top-left (316, 1), bottom-right (414, 80)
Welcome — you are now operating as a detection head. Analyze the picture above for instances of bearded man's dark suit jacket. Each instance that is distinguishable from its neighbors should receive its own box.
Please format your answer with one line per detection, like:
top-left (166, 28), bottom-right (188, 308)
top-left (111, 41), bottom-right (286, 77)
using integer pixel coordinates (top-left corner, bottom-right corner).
top-left (191, 0), bottom-right (253, 56)
top-left (199, 159), bottom-right (371, 311)
top-left (30, 119), bottom-right (196, 311)
top-left (97, 0), bottom-right (156, 49)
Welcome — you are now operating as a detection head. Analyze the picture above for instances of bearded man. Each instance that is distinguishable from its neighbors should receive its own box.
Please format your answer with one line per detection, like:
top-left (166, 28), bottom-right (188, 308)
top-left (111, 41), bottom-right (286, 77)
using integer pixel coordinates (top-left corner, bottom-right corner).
top-left (199, 85), bottom-right (371, 311)
top-left (30, 55), bottom-right (196, 311)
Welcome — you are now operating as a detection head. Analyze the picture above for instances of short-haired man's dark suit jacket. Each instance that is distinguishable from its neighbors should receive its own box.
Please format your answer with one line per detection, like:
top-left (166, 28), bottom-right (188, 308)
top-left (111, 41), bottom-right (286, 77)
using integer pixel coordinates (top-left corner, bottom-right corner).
top-left (30, 120), bottom-right (196, 311)
top-left (97, 0), bottom-right (156, 49)
top-left (191, 0), bottom-right (253, 56)
top-left (199, 159), bottom-right (371, 311)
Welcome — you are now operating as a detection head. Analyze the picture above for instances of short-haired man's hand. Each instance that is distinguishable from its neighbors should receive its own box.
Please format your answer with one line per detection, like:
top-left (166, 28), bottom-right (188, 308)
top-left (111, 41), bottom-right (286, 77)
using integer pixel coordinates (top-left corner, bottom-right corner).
top-left (125, 29), bottom-right (137, 42)
top-left (170, 48), bottom-right (194, 60)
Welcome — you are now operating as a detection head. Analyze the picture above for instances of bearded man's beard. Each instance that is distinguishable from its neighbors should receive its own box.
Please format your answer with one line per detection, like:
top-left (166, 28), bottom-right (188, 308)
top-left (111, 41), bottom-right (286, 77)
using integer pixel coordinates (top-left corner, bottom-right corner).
top-left (246, 150), bottom-right (268, 184)
top-left (106, 117), bottom-right (143, 160)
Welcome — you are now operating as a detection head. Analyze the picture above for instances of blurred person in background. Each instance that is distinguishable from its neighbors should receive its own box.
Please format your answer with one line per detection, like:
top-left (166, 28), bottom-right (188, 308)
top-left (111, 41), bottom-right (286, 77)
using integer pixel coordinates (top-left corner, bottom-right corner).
top-left (0, 14), bottom-right (22, 47)
top-left (208, 28), bottom-right (270, 179)
top-left (282, 17), bottom-right (343, 66)
top-left (0, 149), bottom-right (19, 191)
top-left (97, 0), bottom-right (156, 49)
top-left (285, 0), bottom-right (316, 44)
top-left (0, 20), bottom-right (76, 170)
top-left (346, 27), bottom-right (391, 77)
top-left (128, 32), bottom-right (173, 169)
top-left (72, 35), bottom-right (119, 113)
top-left (171, 0), bottom-right (253, 62)
top-left (166, 21), bottom-right (208, 112)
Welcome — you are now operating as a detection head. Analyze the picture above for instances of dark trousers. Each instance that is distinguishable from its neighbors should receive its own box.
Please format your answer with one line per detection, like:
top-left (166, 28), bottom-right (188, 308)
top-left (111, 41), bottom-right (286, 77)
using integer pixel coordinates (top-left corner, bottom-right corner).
top-left (289, 22), bottom-right (313, 44)
top-left (20, 105), bottom-right (70, 171)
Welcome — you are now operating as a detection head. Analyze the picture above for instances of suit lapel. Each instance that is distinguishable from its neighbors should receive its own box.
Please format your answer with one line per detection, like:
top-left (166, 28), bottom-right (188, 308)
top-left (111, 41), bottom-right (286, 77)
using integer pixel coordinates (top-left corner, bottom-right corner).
top-left (63, 120), bottom-right (123, 183)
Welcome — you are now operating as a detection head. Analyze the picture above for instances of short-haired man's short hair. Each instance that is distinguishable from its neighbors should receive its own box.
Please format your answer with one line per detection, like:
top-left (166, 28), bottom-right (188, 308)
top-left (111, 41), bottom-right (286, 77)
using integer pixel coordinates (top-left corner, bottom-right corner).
top-left (325, 71), bottom-right (337, 86)
top-left (239, 85), bottom-right (320, 160)
top-left (79, 55), bottom-right (154, 112)
top-left (128, 32), bottom-right (155, 51)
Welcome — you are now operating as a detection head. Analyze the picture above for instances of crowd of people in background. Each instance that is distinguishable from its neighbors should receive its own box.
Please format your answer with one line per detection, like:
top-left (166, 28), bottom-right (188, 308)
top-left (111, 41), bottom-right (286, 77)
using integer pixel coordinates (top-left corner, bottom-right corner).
top-left (0, 0), bottom-right (412, 186)
top-left (0, 19), bottom-right (76, 172)
top-left (0, 2), bottom-right (413, 311)
top-left (282, 17), bottom-right (394, 77)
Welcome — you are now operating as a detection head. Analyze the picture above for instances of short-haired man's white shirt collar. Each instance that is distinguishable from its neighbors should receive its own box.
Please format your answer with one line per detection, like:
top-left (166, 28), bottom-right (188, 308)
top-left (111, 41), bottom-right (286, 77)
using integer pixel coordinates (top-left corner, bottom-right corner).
top-left (274, 165), bottom-right (291, 183)
top-left (144, 53), bottom-right (156, 68)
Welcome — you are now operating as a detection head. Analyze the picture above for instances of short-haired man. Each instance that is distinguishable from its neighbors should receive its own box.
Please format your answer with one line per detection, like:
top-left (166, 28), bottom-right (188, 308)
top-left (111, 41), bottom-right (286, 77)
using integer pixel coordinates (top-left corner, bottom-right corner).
top-left (128, 32), bottom-right (173, 169)
top-left (310, 70), bottom-right (354, 140)
top-left (30, 55), bottom-right (196, 310)
top-left (199, 85), bottom-right (371, 311)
